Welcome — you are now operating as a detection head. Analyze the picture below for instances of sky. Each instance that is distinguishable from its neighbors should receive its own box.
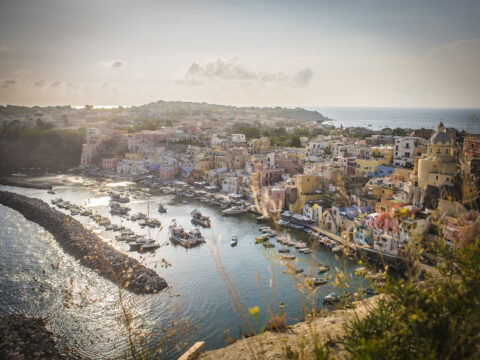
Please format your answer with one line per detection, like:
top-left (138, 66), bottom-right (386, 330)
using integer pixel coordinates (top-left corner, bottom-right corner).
top-left (0, 0), bottom-right (479, 108)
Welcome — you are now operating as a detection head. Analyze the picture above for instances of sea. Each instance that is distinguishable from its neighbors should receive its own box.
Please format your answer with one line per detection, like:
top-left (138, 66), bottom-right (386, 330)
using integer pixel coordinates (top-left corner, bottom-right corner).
top-left (0, 176), bottom-right (370, 359)
top-left (307, 107), bottom-right (480, 134)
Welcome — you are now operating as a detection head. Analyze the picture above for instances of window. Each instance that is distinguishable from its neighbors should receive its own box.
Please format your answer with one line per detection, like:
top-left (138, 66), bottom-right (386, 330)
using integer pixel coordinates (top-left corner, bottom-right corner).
top-left (406, 143), bottom-right (410, 149)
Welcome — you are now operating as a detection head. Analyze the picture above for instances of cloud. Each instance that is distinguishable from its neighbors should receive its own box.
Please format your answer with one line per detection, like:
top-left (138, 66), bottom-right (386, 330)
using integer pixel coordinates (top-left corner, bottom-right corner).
top-left (428, 38), bottom-right (480, 60)
top-left (176, 58), bottom-right (314, 86)
top-left (12, 68), bottom-right (32, 75)
top-left (294, 68), bottom-right (314, 85)
top-left (34, 80), bottom-right (46, 88)
top-left (0, 45), bottom-right (15, 52)
top-left (98, 59), bottom-right (126, 68)
top-left (1, 79), bottom-right (16, 89)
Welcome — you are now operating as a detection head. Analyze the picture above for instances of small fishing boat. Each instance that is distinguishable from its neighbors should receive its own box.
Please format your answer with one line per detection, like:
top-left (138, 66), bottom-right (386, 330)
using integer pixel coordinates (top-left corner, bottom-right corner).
top-left (231, 236), bottom-right (238, 247)
top-left (323, 292), bottom-right (340, 304)
top-left (308, 277), bottom-right (327, 286)
top-left (318, 265), bottom-right (330, 274)
top-left (332, 245), bottom-right (343, 253)
top-left (191, 209), bottom-right (211, 227)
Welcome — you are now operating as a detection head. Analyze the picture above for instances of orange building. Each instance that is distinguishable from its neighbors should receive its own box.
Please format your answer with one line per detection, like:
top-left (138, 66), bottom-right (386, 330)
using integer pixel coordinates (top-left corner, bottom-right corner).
top-left (375, 199), bottom-right (410, 216)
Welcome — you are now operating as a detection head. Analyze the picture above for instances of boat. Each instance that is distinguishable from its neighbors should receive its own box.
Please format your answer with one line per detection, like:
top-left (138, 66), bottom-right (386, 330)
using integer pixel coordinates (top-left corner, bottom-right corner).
top-left (365, 288), bottom-right (378, 295)
top-left (81, 209), bottom-right (92, 216)
top-left (281, 255), bottom-right (296, 260)
top-left (318, 265), bottom-right (330, 274)
top-left (129, 238), bottom-right (159, 252)
top-left (255, 234), bottom-right (269, 243)
top-left (140, 218), bottom-right (161, 228)
top-left (309, 277), bottom-right (327, 286)
top-left (231, 236), bottom-right (238, 247)
top-left (222, 206), bottom-right (247, 215)
top-left (130, 213), bottom-right (147, 221)
top-left (110, 193), bottom-right (130, 203)
top-left (157, 204), bottom-right (167, 213)
top-left (332, 245), bottom-right (343, 253)
top-left (191, 209), bottom-right (211, 227)
top-left (299, 248), bottom-right (312, 254)
top-left (169, 222), bottom-right (205, 248)
top-left (354, 267), bottom-right (368, 276)
top-left (278, 248), bottom-right (290, 253)
top-left (47, 189), bottom-right (55, 194)
top-left (263, 242), bottom-right (275, 248)
top-left (294, 268), bottom-right (304, 274)
top-left (256, 215), bottom-right (268, 222)
top-left (110, 202), bottom-right (130, 215)
top-left (323, 292), bottom-right (340, 304)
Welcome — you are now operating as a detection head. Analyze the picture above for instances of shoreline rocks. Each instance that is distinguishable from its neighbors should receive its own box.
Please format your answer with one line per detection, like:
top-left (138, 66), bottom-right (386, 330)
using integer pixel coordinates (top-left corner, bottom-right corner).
top-left (0, 314), bottom-right (62, 359)
top-left (0, 191), bottom-right (167, 294)
top-left (0, 178), bottom-right (52, 190)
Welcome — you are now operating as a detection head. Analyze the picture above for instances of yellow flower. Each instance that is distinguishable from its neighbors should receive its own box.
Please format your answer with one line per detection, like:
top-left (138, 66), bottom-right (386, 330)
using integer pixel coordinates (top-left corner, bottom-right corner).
top-left (410, 314), bottom-right (418, 321)
top-left (249, 306), bottom-right (260, 317)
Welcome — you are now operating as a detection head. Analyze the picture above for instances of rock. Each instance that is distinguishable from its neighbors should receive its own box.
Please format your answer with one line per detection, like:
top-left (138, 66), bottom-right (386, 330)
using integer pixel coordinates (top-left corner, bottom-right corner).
top-left (0, 191), bottom-right (167, 294)
top-left (0, 314), bottom-right (62, 359)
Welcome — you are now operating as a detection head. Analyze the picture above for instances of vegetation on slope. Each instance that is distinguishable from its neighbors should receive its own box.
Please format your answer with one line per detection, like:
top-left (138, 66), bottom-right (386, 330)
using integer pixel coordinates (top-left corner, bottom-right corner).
top-left (0, 125), bottom-right (85, 174)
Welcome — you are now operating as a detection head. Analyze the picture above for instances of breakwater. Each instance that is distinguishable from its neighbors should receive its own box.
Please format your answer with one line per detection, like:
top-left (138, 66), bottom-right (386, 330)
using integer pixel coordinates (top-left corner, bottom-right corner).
top-left (0, 314), bottom-right (62, 359)
top-left (0, 178), bottom-right (52, 190)
top-left (0, 191), bottom-right (167, 294)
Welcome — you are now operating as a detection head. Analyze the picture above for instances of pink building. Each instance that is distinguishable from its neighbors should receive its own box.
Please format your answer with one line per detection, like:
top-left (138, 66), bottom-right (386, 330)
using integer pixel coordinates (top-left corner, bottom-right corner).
top-left (261, 187), bottom-right (286, 212)
top-left (274, 156), bottom-right (302, 175)
top-left (102, 158), bottom-right (120, 171)
top-left (257, 169), bottom-right (284, 187)
top-left (158, 165), bottom-right (180, 181)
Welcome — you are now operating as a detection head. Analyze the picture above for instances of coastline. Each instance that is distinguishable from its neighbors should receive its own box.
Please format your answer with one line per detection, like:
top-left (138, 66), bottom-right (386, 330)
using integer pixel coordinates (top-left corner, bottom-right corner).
top-left (0, 191), bottom-right (167, 295)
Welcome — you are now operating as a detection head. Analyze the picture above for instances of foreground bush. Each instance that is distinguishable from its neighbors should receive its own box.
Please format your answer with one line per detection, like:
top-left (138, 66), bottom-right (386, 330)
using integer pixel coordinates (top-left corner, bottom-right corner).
top-left (342, 238), bottom-right (480, 360)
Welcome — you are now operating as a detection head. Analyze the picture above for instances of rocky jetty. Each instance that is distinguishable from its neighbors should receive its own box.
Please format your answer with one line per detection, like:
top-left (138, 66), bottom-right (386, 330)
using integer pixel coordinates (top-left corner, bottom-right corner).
top-left (0, 178), bottom-right (52, 190)
top-left (0, 191), bottom-right (167, 294)
top-left (0, 314), bottom-right (62, 359)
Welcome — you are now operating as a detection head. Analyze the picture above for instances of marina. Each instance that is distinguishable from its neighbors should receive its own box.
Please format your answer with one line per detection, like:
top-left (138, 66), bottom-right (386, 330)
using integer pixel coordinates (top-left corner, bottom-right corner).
top-left (0, 175), bottom-right (371, 359)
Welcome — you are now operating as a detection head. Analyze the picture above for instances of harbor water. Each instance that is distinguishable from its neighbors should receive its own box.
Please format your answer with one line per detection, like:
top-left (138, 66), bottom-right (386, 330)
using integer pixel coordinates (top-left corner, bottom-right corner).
top-left (0, 175), bottom-right (370, 359)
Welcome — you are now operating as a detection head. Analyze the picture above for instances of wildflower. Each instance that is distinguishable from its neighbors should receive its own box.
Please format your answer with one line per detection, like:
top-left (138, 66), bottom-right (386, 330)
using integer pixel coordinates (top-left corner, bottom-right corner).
top-left (249, 305), bottom-right (260, 318)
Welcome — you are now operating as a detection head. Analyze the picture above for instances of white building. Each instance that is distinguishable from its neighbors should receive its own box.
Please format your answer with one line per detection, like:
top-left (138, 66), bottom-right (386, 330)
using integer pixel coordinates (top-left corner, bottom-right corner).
top-left (393, 137), bottom-right (415, 167)
top-left (231, 133), bottom-right (246, 143)
top-left (222, 176), bottom-right (241, 194)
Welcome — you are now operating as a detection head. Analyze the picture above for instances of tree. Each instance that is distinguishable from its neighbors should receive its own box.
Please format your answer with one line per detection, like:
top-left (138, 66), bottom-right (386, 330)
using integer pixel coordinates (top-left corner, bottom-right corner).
top-left (290, 136), bottom-right (302, 147)
top-left (35, 118), bottom-right (54, 130)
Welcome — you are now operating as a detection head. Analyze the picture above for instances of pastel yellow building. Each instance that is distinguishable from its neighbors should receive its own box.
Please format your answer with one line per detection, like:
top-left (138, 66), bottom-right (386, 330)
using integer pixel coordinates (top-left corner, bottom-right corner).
top-left (198, 147), bottom-right (227, 173)
top-left (416, 122), bottom-right (458, 189)
top-left (290, 174), bottom-right (324, 214)
top-left (371, 146), bottom-right (394, 161)
top-left (125, 153), bottom-right (143, 160)
top-left (356, 158), bottom-right (390, 176)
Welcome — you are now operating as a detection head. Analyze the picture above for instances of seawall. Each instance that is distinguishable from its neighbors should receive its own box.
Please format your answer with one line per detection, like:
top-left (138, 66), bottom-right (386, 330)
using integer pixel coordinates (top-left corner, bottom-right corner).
top-left (0, 191), bottom-right (167, 294)
top-left (0, 178), bottom-right (52, 190)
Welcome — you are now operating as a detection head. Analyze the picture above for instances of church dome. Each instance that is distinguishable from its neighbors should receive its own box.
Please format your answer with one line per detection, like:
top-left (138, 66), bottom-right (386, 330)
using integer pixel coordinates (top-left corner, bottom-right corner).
top-left (429, 122), bottom-right (453, 145)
